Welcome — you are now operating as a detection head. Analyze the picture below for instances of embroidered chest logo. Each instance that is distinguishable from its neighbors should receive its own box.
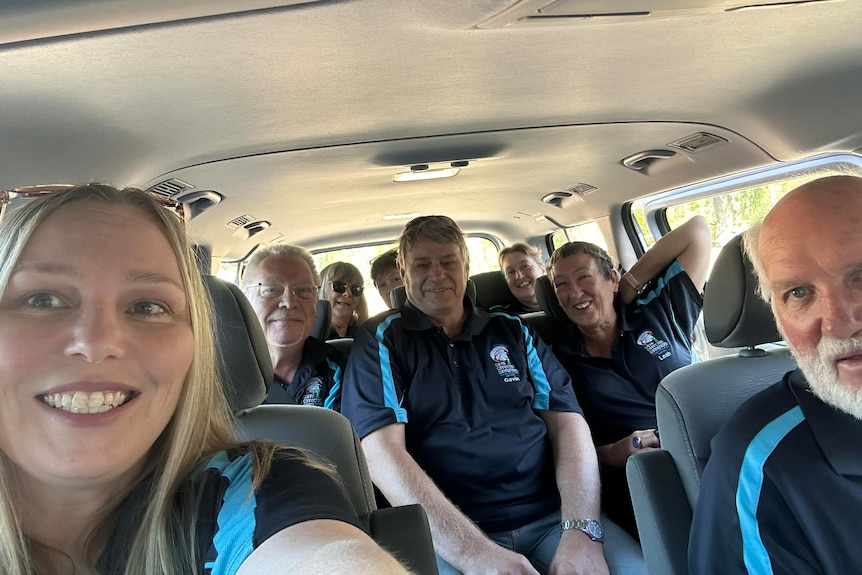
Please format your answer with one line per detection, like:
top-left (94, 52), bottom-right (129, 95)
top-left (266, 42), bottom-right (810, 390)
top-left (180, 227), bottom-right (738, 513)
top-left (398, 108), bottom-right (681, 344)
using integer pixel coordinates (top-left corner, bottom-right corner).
top-left (301, 377), bottom-right (325, 407)
top-left (490, 344), bottom-right (522, 383)
top-left (636, 330), bottom-right (672, 360)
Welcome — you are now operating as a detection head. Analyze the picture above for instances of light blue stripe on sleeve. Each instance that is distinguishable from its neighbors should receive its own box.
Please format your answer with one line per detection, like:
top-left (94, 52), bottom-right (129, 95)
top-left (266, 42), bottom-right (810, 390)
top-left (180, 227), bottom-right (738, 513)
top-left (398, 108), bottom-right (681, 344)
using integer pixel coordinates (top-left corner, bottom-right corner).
top-left (636, 260), bottom-right (683, 306)
top-left (490, 312), bottom-right (552, 410)
top-left (736, 406), bottom-right (805, 575)
top-left (324, 358), bottom-right (343, 410)
top-left (376, 314), bottom-right (408, 422)
top-left (203, 451), bottom-right (257, 575)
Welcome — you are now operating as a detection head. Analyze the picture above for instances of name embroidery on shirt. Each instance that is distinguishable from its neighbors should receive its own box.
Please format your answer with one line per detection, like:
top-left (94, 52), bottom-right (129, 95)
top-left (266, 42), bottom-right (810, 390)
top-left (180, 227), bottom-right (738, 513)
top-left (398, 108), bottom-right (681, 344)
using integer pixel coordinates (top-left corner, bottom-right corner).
top-left (302, 377), bottom-right (325, 407)
top-left (490, 344), bottom-right (522, 383)
top-left (636, 330), bottom-right (672, 360)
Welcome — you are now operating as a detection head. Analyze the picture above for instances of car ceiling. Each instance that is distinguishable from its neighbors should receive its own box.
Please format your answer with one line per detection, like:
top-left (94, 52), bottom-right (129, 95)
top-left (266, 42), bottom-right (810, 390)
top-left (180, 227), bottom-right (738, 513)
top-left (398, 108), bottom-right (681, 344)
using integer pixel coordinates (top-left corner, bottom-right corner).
top-left (1, 0), bottom-right (860, 260)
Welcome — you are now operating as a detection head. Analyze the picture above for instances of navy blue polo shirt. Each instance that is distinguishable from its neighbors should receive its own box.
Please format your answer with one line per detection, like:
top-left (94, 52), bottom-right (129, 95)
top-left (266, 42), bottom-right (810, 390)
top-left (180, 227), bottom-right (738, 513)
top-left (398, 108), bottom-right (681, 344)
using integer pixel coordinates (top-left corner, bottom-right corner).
top-left (690, 369), bottom-right (862, 574)
top-left (553, 261), bottom-right (703, 446)
top-left (264, 337), bottom-right (346, 411)
top-left (97, 449), bottom-right (360, 573)
top-left (341, 299), bottom-right (583, 532)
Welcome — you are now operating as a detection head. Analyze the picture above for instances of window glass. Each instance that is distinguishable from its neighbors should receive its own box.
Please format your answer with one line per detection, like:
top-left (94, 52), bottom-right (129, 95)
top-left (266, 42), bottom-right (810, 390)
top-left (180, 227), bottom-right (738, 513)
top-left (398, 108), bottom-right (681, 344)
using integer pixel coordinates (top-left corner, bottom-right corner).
top-left (313, 236), bottom-right (500, 316)
top-left (313, 244), bottom-right (397, 316)
top-left (549, 221), bottom-right (608, 252)
top-left (216, 260), bottom-right (241, 284)
top-left (631, 171), bottom-right (847, 360)
top-left (632, 172), bottom-right (844, 274)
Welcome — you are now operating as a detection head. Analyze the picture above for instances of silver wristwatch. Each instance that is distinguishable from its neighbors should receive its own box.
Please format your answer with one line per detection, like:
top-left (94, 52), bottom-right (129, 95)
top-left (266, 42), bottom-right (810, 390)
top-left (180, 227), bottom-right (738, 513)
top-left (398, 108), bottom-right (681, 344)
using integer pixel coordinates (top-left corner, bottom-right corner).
top-left (560, 518), bottom-right (604, 542)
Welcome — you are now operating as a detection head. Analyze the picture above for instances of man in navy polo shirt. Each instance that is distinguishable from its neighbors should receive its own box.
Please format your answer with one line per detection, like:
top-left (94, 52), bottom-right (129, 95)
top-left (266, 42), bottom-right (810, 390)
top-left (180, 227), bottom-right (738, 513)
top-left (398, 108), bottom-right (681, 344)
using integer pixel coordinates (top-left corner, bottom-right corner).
top-left (242, 244), bottom-right (345, 410)
top-left (689, 175), bottom-right (862, 573)
top-left (342, 216), bottom-right (644, 575)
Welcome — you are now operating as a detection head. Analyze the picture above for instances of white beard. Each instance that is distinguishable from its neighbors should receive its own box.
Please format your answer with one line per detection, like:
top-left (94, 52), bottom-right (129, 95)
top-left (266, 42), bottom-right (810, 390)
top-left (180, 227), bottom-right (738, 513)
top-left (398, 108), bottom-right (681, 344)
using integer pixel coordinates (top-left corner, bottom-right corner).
top-left (782, 329), bottom-right (862, 421)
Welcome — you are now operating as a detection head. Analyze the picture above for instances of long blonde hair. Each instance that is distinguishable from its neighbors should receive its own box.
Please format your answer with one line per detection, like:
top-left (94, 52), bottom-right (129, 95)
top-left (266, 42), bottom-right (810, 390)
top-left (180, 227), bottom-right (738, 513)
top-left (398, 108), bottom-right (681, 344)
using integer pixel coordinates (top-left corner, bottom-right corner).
top-left (0, 184), bottom-right (263, 574)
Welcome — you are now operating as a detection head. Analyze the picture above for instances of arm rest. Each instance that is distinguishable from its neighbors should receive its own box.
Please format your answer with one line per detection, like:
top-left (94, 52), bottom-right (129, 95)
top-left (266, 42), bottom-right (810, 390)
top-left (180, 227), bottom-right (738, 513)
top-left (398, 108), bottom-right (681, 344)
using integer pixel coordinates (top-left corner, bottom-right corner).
top-left (627, 450), bottom-right (693, 575)
top-left (370, 504), bottom-right (439, 575)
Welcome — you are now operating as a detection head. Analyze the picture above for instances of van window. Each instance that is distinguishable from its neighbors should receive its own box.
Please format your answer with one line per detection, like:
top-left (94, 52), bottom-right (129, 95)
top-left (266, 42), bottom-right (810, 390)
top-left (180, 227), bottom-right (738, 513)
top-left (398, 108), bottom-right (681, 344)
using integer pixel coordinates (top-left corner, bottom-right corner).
top-left (549, 221), bottom-right (608, 252)
top-left (632, 172), bottom-right (845, 274)
top-left (314, 235), bottom-right (500, 316)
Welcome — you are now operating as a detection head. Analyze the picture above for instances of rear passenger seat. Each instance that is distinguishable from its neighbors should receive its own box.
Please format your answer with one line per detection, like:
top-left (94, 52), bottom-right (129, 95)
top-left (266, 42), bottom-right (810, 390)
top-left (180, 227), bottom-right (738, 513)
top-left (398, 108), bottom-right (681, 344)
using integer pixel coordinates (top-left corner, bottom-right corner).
top-left (389, 276), bottom-right (564, 347)
top-left (202, 274), bottom-right (440, 575)
top-left (469, 271), bottom-right (519, 311)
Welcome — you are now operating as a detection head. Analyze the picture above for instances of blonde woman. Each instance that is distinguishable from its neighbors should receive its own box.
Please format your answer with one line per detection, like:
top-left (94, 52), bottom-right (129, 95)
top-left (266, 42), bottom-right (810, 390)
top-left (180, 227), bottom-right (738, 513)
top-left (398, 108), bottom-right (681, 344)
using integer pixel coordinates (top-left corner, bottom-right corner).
top-left (497, 243), bottom-right (547, 313)
top-left (319, 262), bottom-right (369, 339)
top-left (0, 184), bottom-right (407, 574)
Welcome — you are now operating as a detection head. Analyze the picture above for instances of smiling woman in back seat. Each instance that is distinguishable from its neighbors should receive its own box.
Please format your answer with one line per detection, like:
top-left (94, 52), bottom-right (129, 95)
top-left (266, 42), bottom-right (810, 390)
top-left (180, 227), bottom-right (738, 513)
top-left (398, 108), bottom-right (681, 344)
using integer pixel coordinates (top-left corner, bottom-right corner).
top-left (0, 184), bottom-right (407, 575)
top-left (320, 261), bottom-right (369, 339)
top-left (547, 215), bottom-right (711, 538)
top-left (498, 242), bottom-right (547, 313)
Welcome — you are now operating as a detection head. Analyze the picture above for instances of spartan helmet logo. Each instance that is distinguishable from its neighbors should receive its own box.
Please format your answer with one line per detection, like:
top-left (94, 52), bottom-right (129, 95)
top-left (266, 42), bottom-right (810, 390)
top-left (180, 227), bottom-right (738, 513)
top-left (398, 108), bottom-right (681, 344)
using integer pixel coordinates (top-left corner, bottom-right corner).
top-left (490, 345), bottom-right (512, 364)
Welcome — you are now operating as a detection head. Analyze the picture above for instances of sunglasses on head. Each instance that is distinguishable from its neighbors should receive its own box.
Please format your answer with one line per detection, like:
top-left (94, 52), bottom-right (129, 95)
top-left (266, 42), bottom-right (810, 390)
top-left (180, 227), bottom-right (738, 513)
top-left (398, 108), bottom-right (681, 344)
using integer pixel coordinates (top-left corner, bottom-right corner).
top-left (0, 184), bottom-right (186, 224)
top-left (330, 280), bottom-right (364, 297)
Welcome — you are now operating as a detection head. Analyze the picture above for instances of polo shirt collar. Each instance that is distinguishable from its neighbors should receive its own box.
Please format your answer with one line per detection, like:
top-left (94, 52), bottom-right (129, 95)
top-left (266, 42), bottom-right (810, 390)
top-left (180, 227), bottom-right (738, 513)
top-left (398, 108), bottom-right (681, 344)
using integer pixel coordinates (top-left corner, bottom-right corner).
top-left (791, 369), bottom-right (862, 477)
top-left (301, 336), bottom-right (329, 364)
top-left (561, 292), bottom-right (640, 356)
top-left (273, 336), bottom-right (328, 390)
top-left (617, 291), bottom-right (646, 332)
top-left (400, 295), bottom-right (487, 335)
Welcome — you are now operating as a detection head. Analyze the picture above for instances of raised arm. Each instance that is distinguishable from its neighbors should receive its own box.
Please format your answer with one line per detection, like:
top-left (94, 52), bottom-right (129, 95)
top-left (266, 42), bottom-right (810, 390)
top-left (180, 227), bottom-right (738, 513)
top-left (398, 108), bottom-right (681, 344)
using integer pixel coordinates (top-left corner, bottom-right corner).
top-left (362, 423), bottom-right (539, 575)
top-left (620, 214), bottom-right (711, 305)
top-left (539, 410), bottom-right (609, 575)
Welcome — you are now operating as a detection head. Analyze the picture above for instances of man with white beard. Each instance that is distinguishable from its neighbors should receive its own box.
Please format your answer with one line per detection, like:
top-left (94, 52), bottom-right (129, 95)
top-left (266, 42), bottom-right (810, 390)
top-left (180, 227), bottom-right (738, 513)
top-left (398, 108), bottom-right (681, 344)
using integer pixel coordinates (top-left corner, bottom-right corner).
top-left (688, 175), bottom-right (862, 574)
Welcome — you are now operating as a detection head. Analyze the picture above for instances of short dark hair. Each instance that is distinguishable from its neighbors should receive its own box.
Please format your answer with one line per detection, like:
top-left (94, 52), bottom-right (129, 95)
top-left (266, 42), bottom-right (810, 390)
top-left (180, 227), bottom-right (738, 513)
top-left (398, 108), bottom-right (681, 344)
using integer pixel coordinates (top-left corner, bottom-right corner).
top-left (398, 215), bottom-right (468, 266)
top-left (547, 241), bottom-right (615, 282)
top-left (370, 248), bottom-right (398, 285)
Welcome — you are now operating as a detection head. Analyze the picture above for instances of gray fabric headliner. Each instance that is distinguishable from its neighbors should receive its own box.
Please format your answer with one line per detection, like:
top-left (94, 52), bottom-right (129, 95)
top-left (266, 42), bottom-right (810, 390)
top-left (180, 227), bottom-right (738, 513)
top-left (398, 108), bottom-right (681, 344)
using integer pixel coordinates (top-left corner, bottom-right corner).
top-left (1, 0), bottom-right (860, 256)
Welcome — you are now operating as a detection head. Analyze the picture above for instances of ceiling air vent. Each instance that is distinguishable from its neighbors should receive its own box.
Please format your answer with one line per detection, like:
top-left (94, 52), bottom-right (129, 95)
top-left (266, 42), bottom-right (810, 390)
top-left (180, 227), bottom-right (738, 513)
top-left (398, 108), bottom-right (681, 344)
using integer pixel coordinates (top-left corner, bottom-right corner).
top-left (227, 214), bottom-right (256, 229)
top-left (566, 183), bottom-right (598, 196)
top-left (668, 132), bottom-right (728, 153)
top-left (146, 178), bottom-right (193, 198)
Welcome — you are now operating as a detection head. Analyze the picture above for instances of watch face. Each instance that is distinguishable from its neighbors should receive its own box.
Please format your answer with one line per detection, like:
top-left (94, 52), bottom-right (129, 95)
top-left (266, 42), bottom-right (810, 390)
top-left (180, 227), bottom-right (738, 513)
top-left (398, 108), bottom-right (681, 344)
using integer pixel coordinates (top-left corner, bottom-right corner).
top-left (586, 520), bottom-right (604, 540)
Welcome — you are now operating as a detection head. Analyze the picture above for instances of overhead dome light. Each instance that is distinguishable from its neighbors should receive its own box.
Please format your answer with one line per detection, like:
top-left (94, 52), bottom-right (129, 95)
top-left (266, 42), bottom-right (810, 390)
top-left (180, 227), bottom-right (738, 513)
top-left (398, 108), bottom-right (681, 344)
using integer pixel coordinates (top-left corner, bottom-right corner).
top-left (393, 167), bottom-right (460, 182)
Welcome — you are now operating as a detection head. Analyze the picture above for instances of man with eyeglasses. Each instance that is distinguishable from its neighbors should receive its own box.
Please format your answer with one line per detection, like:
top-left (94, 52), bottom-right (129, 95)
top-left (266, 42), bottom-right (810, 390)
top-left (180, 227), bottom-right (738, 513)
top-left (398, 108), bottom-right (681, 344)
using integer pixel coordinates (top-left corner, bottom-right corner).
top-left (242, 244), bottom-right (346, 410)
top-left (342, 216), bottom-right (644, 575)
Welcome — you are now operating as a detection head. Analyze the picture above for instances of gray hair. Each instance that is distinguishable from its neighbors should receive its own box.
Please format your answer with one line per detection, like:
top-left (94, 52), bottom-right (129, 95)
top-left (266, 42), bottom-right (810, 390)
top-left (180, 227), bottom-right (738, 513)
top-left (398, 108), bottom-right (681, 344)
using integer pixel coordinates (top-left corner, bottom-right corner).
top-left (242, 244), bottom-right (320, 287)
top-left (547, 241), bottom-right (614, 282)
top-left (742, 222), bottom-right (771, 303)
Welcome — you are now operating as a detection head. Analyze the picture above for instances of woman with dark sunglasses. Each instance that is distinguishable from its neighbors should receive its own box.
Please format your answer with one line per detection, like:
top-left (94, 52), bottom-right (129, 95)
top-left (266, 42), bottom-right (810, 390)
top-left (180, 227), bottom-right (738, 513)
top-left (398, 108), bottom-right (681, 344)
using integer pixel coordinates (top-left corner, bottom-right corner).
top-left (319, 262), bottom-right (369, 339)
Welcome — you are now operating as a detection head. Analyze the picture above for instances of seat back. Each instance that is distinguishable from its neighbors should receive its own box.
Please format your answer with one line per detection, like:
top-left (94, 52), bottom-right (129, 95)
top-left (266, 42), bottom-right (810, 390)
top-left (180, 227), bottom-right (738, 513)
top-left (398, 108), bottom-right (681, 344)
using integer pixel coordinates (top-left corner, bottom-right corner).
top-left (203, 275), bottom-right (438, 574)
top-left (535, 274), bottom-right (569, 326)
top-left (311, 298), bottom-right (332, 342)
top-left (469, 270), bottom-right (519, 311)
top-left (626, 234), bottom-right (796, 575)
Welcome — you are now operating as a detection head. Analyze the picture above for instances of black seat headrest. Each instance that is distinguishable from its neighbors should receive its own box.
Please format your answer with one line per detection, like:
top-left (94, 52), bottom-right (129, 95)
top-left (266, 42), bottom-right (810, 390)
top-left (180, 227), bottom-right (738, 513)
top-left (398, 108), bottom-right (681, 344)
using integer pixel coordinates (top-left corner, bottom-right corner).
top-left (311, 299), bottom-right (332, 341)
top-left (203, 275), bottom-right (272, 412)
top-left (470, 271), bottom-right (519, 311)
top-left (390, 279), bottom-right (477, 309)
top-left (703, 233), bottom-right (780, 348)
top-left (535, 275), bottom-right (569, 326)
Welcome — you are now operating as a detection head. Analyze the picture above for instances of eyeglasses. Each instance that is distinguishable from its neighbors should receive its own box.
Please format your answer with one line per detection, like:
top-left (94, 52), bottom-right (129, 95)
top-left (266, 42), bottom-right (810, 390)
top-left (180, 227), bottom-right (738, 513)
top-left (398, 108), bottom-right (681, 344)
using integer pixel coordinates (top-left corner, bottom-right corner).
top-left (330, 280), bottom-right (364, 297)
top-left (0, 184), bottom-right (186, 224)
top-left (245, 283), bottom-right (319, 301)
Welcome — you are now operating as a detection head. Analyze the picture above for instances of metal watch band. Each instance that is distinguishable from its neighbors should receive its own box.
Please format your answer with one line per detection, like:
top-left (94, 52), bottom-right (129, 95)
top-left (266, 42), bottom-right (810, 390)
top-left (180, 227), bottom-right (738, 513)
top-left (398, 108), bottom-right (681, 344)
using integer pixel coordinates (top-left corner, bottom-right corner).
top-left (560, 518), bottom-right (604, 542)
